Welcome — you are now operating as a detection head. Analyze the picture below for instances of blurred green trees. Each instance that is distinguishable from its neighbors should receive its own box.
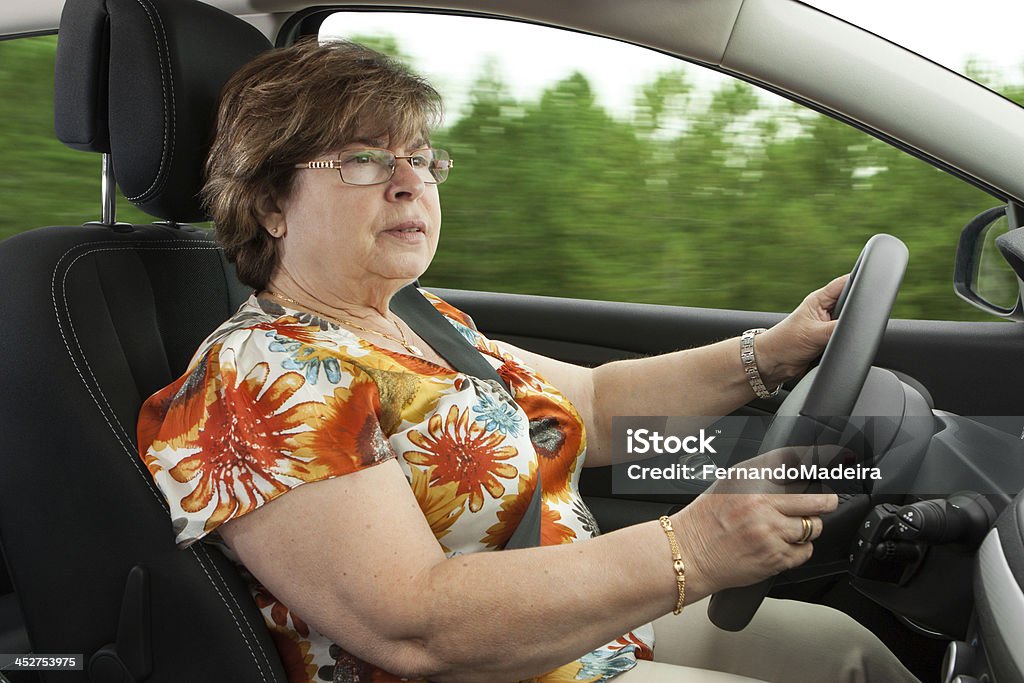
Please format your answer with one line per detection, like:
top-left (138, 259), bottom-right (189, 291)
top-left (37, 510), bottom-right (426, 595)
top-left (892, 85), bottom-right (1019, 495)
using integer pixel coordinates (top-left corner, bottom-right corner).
top-left (1, 35), bottom-right (1016, 321)
top-left (431, 62), bottom-right (1009, 320)
top-left (0, 36), bottom-right (152, 236)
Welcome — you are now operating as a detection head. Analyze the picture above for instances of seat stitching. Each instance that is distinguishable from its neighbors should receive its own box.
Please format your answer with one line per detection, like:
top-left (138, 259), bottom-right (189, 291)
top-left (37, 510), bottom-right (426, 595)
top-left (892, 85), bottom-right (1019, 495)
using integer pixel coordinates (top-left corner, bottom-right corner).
top-left (50, 240), bottom-right (271, 678)
top-left (124, 0), bottom-right (174, 203)
top-left (195, 544), bottom-right (275, 682)
top-left (52, 247), bottom-right (169, 506)
top-left (57, 243), bottom-right (220, 461)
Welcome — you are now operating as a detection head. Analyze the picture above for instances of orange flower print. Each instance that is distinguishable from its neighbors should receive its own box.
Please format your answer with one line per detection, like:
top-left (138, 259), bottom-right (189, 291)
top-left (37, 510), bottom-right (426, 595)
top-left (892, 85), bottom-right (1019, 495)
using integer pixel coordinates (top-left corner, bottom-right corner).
top-left (532, 661), bottom-right (602, 682)
top-left (254, 582), bottom-right (310, 638)
top-left (423, 292), bottom-right (477, 329)
top-left (408, 464), bottom-right (467, 552)
top-left (472, 339), bottom-right (547, 394)
top-left (483, 468), bottom-right (576, 549)
top-left (253, 316), bottom-right (330, 346)
top-left (266, 626), bottom-right (318, 683)
top-left (289, 376), bottom-right (396, 470)
top-left (359, 365), bottom-right (445, 434)
top-left (139, 346), bottom-right (223, 458)
top-left (518, 394), bottom-right (585, 502)
top-left (498, 356), bottom-right (547, 395)
top-left (403, 405), bottom-right (519, 512)
top-left (162, 361), bottom-right (329, 533)
top-left (614, 632), bottom-right (654, 661)
top-left (370, 345), bottom-right (454, 377)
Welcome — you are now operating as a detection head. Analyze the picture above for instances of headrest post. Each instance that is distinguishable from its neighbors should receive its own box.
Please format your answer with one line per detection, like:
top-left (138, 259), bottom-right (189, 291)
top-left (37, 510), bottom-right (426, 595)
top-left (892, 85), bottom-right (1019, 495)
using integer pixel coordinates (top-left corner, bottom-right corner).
top-left (101, 153), bottom-right (117, 227)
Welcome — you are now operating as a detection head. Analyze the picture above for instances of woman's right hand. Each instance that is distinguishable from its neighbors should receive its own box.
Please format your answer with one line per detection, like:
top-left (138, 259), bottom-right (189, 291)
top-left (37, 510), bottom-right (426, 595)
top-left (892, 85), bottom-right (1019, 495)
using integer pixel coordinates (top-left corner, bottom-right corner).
top-left (671, 447), bottom-right (839, 596)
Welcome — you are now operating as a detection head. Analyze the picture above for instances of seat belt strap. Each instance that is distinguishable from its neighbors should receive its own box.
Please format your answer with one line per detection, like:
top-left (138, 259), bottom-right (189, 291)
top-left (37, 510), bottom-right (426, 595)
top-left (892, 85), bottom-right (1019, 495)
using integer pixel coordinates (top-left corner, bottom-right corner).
top-left (390, 285), bottom-right (508, 390)
top-left (390, 284), bottom-right (542, 550)
top-left (504, 476), bottom-right (544, 550)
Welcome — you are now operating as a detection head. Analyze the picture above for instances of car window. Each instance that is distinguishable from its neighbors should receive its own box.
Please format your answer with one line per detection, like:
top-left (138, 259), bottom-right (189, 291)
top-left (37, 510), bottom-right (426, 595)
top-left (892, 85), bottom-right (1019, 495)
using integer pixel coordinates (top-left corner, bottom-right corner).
top-left (319, 12), bottom-right (1010, 322)
top-left (0, 35), bottom-right (162, 241)
top-left (0, 26), bottom-right (1009, 322)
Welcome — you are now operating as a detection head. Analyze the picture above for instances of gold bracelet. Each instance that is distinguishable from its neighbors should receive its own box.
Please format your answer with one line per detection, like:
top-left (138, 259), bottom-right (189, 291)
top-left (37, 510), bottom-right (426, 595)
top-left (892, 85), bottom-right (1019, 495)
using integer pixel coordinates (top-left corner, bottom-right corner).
top-left (658, 516), bottom-right (686, 615)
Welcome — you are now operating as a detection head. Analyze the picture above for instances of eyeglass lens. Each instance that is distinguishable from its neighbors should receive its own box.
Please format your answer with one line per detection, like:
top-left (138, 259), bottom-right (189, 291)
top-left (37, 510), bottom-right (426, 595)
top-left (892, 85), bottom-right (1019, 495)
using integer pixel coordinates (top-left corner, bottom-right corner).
top-left (337, 149), bottom-right (451, 185)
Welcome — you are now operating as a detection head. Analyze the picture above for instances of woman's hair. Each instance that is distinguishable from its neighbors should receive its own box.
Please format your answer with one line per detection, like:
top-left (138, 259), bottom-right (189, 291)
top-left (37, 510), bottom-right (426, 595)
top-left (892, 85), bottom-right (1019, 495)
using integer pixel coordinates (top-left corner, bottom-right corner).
top-left (203, 38), bottom-right (443, 290)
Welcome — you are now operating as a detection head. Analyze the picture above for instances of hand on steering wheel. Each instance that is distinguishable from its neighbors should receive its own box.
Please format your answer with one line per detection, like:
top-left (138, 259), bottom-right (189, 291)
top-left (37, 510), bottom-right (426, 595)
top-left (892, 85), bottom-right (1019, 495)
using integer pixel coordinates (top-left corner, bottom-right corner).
top-left (708, 233), bottom-right (908, 631)
top-left (673, 447), bottom-right (840, 594)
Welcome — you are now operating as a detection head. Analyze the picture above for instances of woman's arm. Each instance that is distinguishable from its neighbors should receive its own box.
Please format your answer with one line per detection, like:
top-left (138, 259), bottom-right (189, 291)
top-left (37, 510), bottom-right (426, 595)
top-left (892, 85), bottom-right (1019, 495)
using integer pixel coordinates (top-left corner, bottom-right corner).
top-left (500, 338), bottom-right (769, 468)
top-left (219, 455), bottom-right (835, 682)
top-left (507, 275), bottom-right (848, 467)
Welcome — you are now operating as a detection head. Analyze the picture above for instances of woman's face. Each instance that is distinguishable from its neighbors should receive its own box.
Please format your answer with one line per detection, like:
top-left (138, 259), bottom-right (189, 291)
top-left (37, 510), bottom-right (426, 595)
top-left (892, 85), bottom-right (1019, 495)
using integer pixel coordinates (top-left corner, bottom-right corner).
top-left (265, 135), bottom-right (442, 302)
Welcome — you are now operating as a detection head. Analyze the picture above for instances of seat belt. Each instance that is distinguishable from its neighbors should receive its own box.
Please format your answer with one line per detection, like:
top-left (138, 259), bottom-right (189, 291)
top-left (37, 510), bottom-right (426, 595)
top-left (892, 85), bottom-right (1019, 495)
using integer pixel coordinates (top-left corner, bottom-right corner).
top-left (391, 285), bottom-right (543, 550)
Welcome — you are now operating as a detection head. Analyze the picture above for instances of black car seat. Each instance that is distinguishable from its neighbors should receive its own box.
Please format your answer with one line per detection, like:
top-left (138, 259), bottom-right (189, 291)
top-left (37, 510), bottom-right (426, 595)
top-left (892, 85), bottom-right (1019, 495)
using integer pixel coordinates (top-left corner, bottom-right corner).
top-left (0, 0), bottom-right (289, 680)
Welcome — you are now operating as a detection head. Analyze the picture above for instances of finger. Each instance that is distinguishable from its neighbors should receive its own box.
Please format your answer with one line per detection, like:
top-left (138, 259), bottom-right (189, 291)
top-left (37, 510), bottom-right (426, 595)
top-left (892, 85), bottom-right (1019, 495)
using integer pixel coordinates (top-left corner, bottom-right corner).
top-left (820, 317), bottom-right (839, 342)
top-left (787, 515), bottom-right (821, 544)
top-left (818, 274), bottom-right (850, 304)
top-left (741, 445), bottom-right (816, 470)
top-left (803, 275), bottom-right (850, 322)
top-left (773, 492), bottom-right (838, 516)
top-left (786, 539), bottom-right (815, 569)
top-left (788, 515), bottom-right (809, 544)
top-left (810, 515), bottom-right (823, 542)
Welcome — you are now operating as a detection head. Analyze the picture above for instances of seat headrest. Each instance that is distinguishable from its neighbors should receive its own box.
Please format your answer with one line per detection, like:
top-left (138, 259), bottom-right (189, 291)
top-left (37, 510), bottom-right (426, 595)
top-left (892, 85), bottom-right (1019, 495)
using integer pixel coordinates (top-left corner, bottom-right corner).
top-left (54, 0), bottom-right (272, 222)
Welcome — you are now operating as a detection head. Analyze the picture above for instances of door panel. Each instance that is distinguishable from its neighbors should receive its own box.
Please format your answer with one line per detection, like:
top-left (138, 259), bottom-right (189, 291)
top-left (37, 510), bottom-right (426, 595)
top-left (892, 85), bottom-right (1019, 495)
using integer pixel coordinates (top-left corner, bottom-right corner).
top-left (435, 287), bottom-right (1023, 415)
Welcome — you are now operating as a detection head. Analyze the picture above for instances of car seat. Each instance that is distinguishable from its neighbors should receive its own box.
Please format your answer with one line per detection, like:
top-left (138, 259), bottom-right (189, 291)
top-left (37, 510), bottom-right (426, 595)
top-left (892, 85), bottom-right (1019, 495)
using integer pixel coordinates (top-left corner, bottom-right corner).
top-left (0, 0), bottom-right (290, 680)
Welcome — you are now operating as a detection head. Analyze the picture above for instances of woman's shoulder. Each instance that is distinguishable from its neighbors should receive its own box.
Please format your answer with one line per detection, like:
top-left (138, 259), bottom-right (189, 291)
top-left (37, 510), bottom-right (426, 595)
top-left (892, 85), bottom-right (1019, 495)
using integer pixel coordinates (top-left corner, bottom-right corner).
top-left (188, 294), bottom-right (373, 379)
top-left (139, 296), bottom-right (379, 446)
top-left (417, 288), bottom-right (492, 355)
top-left (179, 294), bottom-right (293, 368)
top-left (418, 289), bottom-right (479, 331)
top-left (137, 296), bottom-right (398, 548)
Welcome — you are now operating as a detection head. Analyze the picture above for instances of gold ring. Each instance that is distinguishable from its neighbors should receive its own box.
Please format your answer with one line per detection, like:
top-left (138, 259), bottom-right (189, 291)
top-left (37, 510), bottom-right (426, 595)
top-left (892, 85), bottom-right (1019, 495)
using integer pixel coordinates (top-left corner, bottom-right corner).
top-left (797, 516), bottom-right (814, 544)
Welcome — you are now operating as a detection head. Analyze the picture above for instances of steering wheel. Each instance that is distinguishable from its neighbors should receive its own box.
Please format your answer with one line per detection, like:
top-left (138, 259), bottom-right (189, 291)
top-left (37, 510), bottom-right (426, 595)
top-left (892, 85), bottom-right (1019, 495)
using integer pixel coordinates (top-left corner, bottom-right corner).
top-left (708, 233), bottom-right (908, 631)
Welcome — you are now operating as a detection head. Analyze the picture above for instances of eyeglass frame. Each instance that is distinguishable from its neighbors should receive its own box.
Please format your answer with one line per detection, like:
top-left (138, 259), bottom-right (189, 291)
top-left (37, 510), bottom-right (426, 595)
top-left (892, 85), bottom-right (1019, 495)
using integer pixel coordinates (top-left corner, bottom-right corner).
top-left (293, 148), bottom-right (454, 186)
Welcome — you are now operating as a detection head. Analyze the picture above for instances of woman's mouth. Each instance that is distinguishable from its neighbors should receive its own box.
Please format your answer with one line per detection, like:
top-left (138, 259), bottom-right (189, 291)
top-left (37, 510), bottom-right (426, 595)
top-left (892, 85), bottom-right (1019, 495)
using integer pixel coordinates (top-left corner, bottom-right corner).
top-left (382, 221), bottom-right (427, 242)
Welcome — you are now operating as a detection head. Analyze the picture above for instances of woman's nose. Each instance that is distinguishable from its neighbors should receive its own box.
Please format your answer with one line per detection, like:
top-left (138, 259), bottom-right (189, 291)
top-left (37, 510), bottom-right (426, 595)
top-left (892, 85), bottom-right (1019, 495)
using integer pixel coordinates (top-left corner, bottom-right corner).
top-left (387, 158), bottom-right (426, 200)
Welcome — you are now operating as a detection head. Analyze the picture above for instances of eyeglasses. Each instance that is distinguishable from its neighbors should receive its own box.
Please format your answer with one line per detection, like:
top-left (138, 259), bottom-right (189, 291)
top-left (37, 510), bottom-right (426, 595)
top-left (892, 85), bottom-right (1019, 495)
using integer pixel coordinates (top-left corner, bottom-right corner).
top-left (294, 148), bottom-right (453, 186)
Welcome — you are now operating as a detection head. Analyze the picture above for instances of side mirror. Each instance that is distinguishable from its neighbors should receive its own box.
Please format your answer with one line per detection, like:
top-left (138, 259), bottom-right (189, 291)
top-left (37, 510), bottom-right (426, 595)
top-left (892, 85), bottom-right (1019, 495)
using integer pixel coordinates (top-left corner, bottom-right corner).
top-left (954, 205), bottom-right (1024, 320)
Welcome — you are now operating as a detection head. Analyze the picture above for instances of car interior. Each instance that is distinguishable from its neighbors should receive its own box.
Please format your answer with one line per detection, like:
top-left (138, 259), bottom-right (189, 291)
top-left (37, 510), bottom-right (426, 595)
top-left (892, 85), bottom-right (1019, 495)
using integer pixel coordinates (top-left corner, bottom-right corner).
top-left (1, 0), bottom-right (1023, 682)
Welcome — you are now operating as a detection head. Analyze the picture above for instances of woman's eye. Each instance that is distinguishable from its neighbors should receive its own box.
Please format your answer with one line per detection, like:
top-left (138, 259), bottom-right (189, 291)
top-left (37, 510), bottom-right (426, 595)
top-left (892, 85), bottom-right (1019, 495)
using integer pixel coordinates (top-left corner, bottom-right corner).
top-left (410, 154), bottom-right (429, 168)
top-left (346, 153), bottom-right (374, 165)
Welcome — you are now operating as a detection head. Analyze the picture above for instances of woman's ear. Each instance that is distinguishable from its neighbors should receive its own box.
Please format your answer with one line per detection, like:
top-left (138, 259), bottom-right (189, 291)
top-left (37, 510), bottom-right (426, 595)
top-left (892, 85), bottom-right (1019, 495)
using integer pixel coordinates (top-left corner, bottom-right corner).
top-left (257, 194), bottom-right (286, 238)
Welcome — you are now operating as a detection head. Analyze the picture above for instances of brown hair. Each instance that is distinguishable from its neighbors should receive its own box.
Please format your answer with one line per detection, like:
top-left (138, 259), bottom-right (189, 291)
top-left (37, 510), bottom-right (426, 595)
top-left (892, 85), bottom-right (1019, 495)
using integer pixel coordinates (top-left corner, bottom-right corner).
top-left (202, 38), bottom-right (443, 290)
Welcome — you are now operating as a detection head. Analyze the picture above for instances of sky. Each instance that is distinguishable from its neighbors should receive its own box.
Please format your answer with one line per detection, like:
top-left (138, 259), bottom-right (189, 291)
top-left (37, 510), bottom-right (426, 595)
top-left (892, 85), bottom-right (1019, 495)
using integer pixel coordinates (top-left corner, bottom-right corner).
top-left (321, 2), bottom-right (1024, 120)
top-left (803, 0), bottom-right (1024, 77)
top-left (321, 12), bottom-right (690, 118)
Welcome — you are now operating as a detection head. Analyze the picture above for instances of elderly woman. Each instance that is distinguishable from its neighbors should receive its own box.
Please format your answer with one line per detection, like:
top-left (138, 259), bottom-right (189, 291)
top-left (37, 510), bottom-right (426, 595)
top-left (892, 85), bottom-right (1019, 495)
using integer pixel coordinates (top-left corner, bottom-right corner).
top-left (137, 40), bottom-right (917, 683)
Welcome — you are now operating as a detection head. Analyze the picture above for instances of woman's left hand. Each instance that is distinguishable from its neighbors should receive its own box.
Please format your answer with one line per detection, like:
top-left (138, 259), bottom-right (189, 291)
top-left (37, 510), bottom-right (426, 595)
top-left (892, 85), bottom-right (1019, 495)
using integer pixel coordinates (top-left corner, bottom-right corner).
top-left (755, 274), bottom-right (850, 387)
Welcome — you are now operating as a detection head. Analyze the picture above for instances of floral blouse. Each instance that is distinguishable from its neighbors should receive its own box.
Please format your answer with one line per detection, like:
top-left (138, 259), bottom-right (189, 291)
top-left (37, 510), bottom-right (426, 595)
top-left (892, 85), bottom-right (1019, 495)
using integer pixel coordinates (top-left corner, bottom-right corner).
top-left (137, 291), bottom-right (654, 682)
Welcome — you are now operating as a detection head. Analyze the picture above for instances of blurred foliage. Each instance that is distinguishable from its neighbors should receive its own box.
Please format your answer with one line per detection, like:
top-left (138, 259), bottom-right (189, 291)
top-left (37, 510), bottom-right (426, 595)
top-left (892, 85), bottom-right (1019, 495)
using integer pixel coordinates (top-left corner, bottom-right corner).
top-left (429, 64), bottom-right (1015, 320)
top-left (1, 35), bottom-right (1020, 321)
top-left (0, 36), bottom-right (153, 236)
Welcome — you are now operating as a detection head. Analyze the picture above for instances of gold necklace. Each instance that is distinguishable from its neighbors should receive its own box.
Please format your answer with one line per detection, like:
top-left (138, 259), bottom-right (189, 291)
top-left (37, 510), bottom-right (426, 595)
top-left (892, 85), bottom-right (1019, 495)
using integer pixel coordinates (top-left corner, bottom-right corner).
top-left (265, 290), bottom-right (424, 357)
